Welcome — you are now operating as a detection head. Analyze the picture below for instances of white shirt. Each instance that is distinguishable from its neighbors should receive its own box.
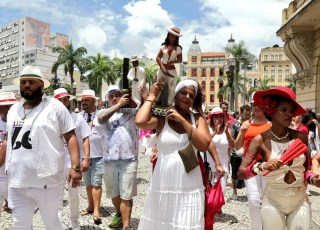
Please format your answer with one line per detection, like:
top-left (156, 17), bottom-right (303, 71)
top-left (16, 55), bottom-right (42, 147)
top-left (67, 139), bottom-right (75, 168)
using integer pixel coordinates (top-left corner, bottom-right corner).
top-left (80, 110), bottom-right (104, 158)
top-left (0, 119), bottom-right (7, 183)
top-left (127, 66), bottom-right (146, 87)
top-left (64, 112), bottom-right (91, 168)
top-left (160, 45), bottom-right (182, 64)
top-left (6, 95), bottom-right (75, 188)
top-left (208, 132), bottom-right (229, 173)
top-left (102, 111), bottom-right (139, 161)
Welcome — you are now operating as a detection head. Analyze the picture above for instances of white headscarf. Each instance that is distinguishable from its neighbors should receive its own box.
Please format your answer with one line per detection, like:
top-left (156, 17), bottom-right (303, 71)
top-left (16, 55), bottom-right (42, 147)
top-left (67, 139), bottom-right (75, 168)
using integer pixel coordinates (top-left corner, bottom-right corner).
top-left (175, 80), bottom-right (198, 96)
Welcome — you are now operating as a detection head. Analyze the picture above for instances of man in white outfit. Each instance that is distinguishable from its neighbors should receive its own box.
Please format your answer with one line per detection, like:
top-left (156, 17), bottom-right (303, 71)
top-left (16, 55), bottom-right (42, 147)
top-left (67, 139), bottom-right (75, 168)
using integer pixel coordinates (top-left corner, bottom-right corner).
top-left (54, 88), bottom-right (91, 230)
top-left (6, 66), bottom-right (81, 230)
top-left (127, 56), bottom-right (146, 108)
top-left (0, 92), bottom-right (17, 219)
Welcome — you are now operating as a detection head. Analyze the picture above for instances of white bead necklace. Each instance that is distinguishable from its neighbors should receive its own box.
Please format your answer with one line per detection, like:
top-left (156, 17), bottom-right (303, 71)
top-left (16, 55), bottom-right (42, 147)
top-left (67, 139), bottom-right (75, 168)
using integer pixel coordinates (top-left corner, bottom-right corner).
top-left (270, 130), bottom-right (289, 141)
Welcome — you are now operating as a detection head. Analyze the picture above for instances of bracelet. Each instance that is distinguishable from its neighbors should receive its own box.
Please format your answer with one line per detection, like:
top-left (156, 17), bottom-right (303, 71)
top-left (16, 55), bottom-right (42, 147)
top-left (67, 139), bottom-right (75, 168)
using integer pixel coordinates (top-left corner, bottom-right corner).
top-left (188, 127), bottom-right (193, 140)
top-left (309, 176), bottom-right (314, 185)
top-left (304, 171), bottom-right (315, 183)
top-left (261, 162), bottom-right (266, 171)
top-left (145, 99), bottom-right (154, 104)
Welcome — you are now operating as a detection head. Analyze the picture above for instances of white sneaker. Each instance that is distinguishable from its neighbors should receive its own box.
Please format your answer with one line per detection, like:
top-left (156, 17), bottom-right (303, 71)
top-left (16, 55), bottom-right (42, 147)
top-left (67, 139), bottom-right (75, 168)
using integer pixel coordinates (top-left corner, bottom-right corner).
top-left (230, 193), bottom-right (238, 200)
top-left (71, 221), bottom-right (81, 230)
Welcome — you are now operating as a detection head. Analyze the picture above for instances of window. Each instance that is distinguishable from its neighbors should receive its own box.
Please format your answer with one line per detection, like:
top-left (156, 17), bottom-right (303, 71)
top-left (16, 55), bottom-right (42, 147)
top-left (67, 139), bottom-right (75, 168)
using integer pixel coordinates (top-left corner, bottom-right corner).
top-left (210, 68), bottom-right (215, 77)
top-left (192, 56), bottom-right (197, 63)
top-left (30, 59), bottom-right (35, 63)
top-left (210, 81), bottom-right (214, 91)
top-left (22, 42), bottom-right (24, 46)
top-left (264, 55), bottom-right (268, 61)
top-left (201, 68), bottom-right (206, 77)
top-left (275, 55), bottom-right (278, 61)
top-left (25, 54), bottom-right (29, 58)
top-left (271, 75), bottom-right (275, 82)
top-left (201, 81), bottom-right (206, 91)
top-left (271, 55), bottom-right (274, 61)
top-left (278, 75), bottom-right (282, 82)
top-left (25, 60), bottom-right (29, 64)
top-left (191, 68), bottom-right (197, 77)
top-left (30, 53), bottom-right (34, 57)
top-left (210, 94), bottom-right (215, 103)
top-left (279, 54), bottom-right (282, 61)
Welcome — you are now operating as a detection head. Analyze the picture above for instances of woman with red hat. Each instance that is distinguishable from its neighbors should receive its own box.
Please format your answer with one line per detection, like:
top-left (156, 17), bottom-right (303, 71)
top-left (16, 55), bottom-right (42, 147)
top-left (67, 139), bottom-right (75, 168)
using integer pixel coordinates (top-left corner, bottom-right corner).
top-left (238, 87), bottom-right (320, 230)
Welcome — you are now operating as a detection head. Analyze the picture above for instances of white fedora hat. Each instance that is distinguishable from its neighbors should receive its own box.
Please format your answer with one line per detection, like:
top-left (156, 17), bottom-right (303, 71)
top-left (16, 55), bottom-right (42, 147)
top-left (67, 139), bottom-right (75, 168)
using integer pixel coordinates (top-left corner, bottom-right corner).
top-left (81, 89), bottom-right (99, 100)
top-left (53, 88), bottom-right (75, 100)
top-left (130, 55), bottom-right (139, 62)
top-left (167, 26), bottom-right (182, 37)
top-left (12, 65), bottom-right (51, 89)
top-left (106, 85), bottom-right (121, 99)
top-left (0, 91), bottom-right (17, 106)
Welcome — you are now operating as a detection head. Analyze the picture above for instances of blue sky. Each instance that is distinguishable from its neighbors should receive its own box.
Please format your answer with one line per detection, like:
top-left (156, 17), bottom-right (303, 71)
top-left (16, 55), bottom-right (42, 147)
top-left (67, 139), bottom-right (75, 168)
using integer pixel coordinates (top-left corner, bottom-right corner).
top-left (0, 0), bottom-right (290, 59)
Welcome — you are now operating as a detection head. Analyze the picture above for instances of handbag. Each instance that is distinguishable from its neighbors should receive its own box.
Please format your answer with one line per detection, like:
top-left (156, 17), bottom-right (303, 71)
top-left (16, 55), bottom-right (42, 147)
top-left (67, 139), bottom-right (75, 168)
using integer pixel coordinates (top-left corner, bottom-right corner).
top-left (178, 142), bottom-right (199, 173)
top-left (198, 152), bottom-right (225, 230)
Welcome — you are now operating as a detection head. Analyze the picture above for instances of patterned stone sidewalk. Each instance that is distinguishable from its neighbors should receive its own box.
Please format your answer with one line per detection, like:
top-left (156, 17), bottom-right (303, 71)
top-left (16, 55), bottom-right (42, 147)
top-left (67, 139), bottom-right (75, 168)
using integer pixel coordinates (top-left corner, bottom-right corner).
top-left (1, 153), bottom-right (320, 229)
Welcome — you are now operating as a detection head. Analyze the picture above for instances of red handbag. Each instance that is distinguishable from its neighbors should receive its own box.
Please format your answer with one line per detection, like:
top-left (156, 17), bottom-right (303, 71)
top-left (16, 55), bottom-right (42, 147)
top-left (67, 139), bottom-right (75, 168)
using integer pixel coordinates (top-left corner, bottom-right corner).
top-left (198, 152), bottom-right (225, 230)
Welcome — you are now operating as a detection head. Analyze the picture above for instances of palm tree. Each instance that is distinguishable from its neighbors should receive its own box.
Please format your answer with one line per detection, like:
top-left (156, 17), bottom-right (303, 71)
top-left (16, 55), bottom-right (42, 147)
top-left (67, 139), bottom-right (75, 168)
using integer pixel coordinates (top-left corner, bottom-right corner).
top-left (144, 64), bottom-right (158, 90)
top-left (85, 53), bottom-right (115, 96)
top-left (225, 41), bottom-right (250, 111)
top-left (287, 75), bottom-right (296, 93)
top-left (51, 42), bottom-right (88, 86)
top-left (248, 78), bottom-right (274, 96)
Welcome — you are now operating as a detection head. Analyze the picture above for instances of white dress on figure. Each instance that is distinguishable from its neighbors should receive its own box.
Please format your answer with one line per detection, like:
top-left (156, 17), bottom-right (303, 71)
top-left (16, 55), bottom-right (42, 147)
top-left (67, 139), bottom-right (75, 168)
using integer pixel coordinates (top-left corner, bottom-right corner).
top-left (138, 114), bottom-right (204, 230)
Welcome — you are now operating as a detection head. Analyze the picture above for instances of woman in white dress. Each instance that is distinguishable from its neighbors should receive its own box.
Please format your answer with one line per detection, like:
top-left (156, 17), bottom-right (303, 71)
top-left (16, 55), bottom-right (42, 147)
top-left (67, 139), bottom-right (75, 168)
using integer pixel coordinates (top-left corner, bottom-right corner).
top-left (136, 80), bottom-right (211, 229)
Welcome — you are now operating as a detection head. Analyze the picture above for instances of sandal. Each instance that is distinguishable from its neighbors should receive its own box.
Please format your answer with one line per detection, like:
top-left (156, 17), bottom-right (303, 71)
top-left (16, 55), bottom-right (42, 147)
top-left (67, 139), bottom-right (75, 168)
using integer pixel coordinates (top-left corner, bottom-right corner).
top-left (93, 216), bottom-right (102, 225)
top-left (80, 209), bottom-right (93, 216)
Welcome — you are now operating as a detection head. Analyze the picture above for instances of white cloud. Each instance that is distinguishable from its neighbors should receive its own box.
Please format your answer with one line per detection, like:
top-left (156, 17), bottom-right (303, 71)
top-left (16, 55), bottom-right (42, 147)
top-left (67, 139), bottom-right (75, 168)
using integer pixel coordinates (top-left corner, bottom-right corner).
top-left (77, 24), bottom-right (107, 54)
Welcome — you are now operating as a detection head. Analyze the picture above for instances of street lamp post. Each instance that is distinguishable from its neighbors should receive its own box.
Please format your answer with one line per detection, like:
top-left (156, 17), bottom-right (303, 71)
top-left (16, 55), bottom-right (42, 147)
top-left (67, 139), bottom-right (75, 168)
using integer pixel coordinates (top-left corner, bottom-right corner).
top-left (227, 54), bottom-right (236, 111)
top-left (72, 82), bottom-right (77, 110)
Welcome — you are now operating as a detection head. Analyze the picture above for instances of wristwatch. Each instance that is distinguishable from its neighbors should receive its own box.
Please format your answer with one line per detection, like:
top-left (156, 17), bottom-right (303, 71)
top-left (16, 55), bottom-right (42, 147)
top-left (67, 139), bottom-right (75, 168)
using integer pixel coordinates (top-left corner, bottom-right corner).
top-left (71, 164), bottom-right (81, 172)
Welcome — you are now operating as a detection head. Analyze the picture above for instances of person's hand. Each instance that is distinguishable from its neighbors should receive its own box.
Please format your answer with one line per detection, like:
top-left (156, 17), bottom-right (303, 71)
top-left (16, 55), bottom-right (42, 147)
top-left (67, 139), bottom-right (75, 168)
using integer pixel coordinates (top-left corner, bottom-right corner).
top-left (150, 80), bottom-right (164, 97)
top-left (312, 119), bottom-right (320, 128)
top-left (150, 152), bottom-right (158, 163)
top-left (81, 158), bottom-right (90, 172)
top-left (165, 107), bottom-right (184, 123)
top-left (239, 122), bottom-right (250, 134)
top-left (216, 165), bottom-right (225, 177)
top-left (68, 170), bottom-right (82, 188)
top-left (118, 94), bottom-right (130, 107)
top-left (264, 159), bottom-right (283, 171)
top-left (139, 84), bottom-right (148, 100)
top-left (311, 174), bottom-right (320, 187)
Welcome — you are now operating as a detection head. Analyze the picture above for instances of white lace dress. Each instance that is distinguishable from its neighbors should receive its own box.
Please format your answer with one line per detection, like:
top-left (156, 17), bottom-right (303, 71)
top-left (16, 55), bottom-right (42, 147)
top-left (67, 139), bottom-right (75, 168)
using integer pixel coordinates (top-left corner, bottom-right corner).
top-left (138, 115), bottom-right (205, 230)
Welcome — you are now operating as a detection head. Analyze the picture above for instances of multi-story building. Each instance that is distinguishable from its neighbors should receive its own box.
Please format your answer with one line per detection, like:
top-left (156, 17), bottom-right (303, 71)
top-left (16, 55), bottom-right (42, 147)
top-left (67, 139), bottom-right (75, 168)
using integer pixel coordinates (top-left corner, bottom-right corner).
top-left (258, 45), bottom-right (293, 87)
top-left (0, 17), bottom-right (69, 91)
top-left (277, 0), bottom-right (320, 111)
top-left (186, 36), bottom-right (258, 111)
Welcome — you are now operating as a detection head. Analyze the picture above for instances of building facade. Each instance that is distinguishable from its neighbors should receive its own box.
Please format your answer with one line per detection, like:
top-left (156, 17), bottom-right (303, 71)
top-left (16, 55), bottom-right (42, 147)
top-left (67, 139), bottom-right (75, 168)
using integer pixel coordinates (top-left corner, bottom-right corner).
top-left (258, 45), bottom-right (293, 87)
top-left (0, 17), bottom-right (69, 91)
top-left (277, 0), bottom-right (320, 111)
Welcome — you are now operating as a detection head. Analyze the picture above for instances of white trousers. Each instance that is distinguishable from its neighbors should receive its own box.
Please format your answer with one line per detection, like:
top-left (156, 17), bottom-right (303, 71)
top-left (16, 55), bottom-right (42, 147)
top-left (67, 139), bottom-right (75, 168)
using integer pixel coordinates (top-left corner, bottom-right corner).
top-left (58, 169), bottom-right (79, 225)
top-left (261, 186), bottom-right (311, 230)
top-left (244, 175), bottom-right (267, 230)
top-left (0, 182), bottom-right (8, 218)
top-left (8, 185), bottom-right (63, 230)
top-left (156, 69), bottom-right (177, 105)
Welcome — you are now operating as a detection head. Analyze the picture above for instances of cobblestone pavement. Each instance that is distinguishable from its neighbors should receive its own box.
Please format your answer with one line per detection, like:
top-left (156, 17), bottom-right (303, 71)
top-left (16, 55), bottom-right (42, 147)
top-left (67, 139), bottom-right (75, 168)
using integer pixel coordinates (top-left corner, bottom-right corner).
top-left (1, 153), bottom-right (320, 229)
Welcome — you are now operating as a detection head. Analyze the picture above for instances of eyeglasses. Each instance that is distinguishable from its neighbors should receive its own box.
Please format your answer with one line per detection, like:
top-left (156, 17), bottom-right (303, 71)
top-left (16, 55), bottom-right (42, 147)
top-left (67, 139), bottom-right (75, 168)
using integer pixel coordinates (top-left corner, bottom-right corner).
top-left (87, 113), bottom-right (92, 123)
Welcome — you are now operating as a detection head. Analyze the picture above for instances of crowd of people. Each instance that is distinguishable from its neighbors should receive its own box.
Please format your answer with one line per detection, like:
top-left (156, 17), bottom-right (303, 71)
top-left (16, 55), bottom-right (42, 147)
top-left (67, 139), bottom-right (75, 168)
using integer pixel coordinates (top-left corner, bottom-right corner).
top-left (1, 25), bottom-right (320, 230)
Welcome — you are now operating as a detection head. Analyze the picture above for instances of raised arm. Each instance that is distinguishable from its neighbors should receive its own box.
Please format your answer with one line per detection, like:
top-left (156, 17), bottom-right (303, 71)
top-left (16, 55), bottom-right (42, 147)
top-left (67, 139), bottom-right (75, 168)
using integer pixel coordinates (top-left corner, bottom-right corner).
top-left (98, 94), bottom-right (129, 124)
top-left (234, 120), bottom-right (250, 150)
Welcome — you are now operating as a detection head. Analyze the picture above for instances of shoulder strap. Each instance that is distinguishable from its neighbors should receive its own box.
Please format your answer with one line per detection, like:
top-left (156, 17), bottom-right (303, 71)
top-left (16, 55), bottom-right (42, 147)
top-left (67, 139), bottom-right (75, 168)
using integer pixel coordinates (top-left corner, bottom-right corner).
top-left (190, 112), bottom-right (196, 128)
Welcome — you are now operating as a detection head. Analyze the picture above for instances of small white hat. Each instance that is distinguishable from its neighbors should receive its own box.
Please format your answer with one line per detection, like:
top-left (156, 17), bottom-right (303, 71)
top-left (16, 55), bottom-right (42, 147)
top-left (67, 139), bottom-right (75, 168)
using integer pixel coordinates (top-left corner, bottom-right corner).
top-left (12, 65), bottom-right (51, 89)
top-left (0, 91), bottom-right (17, 106)
top-left (106, 85), bottom-right (121, 98)
top-left (131, 55), bottom-right (139, 62)
top-left (53, 88), bottom-right (75, 100)
top-left (167, 26), bottom-right (182, 37)
top-left (250, 92), bottom-right (256, 103)
top-left (208, 107), bottom-right (223, 119)
top-left (81, 89), bottom-right (99, 100)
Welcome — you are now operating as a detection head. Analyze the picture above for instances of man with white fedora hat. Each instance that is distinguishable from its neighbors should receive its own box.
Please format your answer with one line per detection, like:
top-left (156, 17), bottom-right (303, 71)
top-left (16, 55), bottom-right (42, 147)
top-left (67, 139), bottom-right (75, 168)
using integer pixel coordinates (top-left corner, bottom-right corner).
top-left (99, 85), bottom-right (139, 229)
top-left (127, 55), bottom-right (146, 108)
top-left (54, 88), bottom-right (91, 230)
top-left (6, 65), bottom-right (81, 229)
top-left (79, 89), bottom-right (104, 225)
top-left (0, 91), bottom-right (17, 218)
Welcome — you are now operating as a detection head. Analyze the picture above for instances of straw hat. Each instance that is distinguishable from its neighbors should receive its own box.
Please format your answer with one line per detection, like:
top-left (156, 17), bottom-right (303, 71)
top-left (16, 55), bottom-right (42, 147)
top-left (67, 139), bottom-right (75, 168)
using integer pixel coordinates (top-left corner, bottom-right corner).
top-left (167, 26), bottom-right (182, 37)
top-left (81, 89), bottom-right (99, 100)
top-left (53, 88), bottom-right (75, 100)
top-left (130, 55), bottom-right (139, 62)
top-left (12, 65), bottom-right (50, 89)
top-left (0, 91), bottom-right (17, 106)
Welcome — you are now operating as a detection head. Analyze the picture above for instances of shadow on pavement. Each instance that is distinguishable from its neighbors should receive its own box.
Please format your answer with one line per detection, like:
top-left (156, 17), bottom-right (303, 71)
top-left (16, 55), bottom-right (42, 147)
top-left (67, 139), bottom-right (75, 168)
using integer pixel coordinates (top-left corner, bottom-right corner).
top-left (215, 212), bottom-right (238, 224)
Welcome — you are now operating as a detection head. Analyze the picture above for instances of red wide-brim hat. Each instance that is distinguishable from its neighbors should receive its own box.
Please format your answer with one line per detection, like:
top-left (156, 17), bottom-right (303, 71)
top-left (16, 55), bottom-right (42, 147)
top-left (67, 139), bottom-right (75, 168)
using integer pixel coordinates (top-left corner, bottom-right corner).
top-left (253, 86), bottom-right (307, 117)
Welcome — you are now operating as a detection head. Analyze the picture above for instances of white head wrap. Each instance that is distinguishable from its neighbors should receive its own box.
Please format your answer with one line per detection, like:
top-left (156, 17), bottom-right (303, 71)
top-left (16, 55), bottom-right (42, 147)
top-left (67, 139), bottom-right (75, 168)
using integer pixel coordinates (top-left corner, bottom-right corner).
top-left (175, 80), bottom-right (198, 96)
